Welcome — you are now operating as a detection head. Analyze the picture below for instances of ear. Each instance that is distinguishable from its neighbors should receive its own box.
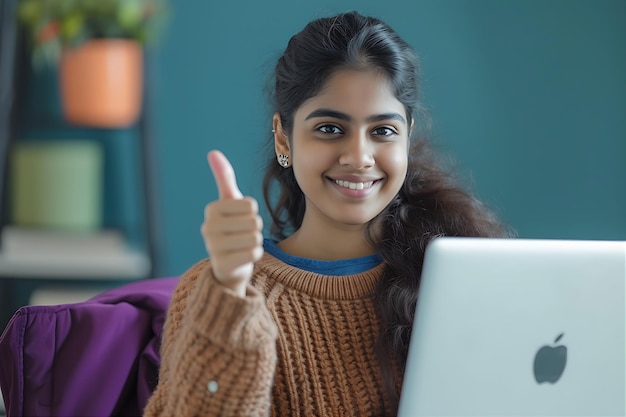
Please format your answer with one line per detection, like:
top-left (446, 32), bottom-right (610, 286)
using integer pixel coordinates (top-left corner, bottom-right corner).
top-left (273, 112), bottom-right (290, 156)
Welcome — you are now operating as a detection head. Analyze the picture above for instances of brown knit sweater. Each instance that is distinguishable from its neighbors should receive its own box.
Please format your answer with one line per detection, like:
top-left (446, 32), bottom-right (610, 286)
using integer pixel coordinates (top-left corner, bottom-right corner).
top-left (143, 252), bottom-right (402, 416)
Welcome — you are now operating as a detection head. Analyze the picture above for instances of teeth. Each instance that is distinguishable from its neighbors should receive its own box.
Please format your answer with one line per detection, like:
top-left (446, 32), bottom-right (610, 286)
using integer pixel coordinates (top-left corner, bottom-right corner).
top-left (335, 180), bottom-right (374, 190)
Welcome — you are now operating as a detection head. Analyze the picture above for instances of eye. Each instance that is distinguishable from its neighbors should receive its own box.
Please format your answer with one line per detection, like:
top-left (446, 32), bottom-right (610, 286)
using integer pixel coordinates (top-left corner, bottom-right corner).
top-left (317, 124), bottom-right (344, 135)
top-left (372, 126), bottom-right (398, 137)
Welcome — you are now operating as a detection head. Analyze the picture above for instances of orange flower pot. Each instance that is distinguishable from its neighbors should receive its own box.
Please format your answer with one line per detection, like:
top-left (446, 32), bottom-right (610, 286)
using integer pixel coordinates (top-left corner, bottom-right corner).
top-left (60, 39), bottom-right (143, 128)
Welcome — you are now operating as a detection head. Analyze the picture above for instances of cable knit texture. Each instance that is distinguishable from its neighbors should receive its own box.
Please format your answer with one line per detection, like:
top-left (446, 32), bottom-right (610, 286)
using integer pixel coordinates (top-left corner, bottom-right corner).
top-left (143, 253), bottom-right (401, 417)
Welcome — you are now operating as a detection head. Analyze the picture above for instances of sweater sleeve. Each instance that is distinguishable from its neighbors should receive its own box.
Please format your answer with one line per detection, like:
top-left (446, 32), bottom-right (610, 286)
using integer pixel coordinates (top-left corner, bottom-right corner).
top-left (143, 260), bottom-right (278, 417)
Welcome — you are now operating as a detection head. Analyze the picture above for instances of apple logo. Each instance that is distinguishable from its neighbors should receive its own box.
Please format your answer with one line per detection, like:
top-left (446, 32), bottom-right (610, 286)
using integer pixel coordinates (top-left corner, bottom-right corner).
top-left (533, 333), bottom-right (567, 384)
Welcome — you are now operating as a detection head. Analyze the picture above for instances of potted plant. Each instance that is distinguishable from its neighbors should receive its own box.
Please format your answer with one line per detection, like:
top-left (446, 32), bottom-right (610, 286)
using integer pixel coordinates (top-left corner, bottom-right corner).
top-left (17, 0), bottom-right (166, 128)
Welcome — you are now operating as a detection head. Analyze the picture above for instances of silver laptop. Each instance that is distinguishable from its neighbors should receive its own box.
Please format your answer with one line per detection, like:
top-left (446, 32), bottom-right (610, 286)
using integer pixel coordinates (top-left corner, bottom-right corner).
top-left (398, 237), bottom-right (625, 417)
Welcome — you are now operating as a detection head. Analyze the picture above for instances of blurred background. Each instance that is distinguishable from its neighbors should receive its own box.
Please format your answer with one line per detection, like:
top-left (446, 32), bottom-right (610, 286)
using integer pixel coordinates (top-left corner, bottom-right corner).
top-left (0, 0), bottom-right (624, 330)
top-left (152, 0), bottom-right (625, 274)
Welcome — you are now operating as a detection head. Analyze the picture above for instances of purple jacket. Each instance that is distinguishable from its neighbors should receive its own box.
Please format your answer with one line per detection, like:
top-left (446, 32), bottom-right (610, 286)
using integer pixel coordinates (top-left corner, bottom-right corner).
top-left (0, 277), bottom-right (178, 417)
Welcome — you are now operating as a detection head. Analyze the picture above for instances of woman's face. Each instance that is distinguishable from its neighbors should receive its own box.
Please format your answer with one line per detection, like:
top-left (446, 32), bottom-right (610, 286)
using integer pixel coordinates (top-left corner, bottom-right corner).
top-left (283, 69), bottom-right (409, 231)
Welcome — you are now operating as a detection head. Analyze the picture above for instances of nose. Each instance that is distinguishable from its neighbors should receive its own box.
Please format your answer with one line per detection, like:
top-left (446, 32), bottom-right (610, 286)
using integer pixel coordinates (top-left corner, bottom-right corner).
top-left (338, 130), bottom-right (375, 169)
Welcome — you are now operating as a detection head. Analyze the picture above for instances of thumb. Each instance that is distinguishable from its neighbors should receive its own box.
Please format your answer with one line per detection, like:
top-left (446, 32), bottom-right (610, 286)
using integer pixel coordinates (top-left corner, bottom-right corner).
top-left (208, 150), bottom-right (243, 200)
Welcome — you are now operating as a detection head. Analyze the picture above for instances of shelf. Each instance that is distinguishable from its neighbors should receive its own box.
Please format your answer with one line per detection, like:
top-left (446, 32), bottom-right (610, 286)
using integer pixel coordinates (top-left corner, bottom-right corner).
top-left (0, 0), bottom-right (161, 331)
top-left (0, 225), bottom-right (151, 279)
top-left (0, 248), bottom-right (150, 279)
top-left (29, 285), bottom-right (113, 305)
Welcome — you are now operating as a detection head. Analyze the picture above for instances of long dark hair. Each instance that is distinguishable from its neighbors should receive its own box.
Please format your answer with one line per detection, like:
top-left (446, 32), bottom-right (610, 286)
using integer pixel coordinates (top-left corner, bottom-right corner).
top-left (263, 11), bottom-right (511, 405)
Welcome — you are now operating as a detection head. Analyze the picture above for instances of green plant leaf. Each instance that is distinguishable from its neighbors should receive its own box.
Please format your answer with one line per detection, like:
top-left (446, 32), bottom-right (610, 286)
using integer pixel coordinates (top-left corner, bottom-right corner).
top-left (60, 13), bottom-right (84, 41)
top-left (16, 0), bottom-right (167, 67)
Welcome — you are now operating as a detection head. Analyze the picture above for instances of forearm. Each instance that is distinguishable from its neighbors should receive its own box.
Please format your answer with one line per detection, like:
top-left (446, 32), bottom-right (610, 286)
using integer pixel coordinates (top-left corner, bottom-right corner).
top-left (144, 262), bottom-right (278, 416)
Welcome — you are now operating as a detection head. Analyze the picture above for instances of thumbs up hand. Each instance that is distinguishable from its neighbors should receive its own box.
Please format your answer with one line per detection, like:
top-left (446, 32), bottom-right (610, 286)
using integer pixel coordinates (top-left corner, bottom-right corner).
top-left (202, 150), bottom-right (264, 297)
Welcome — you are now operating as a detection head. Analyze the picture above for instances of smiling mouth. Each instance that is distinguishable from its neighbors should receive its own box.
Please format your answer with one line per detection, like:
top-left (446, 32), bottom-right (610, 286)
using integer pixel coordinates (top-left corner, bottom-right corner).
top-left (334, 179), bottom-right (376, 190)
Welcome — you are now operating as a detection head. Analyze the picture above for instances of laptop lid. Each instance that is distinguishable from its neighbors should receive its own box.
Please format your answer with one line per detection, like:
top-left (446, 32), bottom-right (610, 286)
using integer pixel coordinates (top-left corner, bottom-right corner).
top-left (398, 237), bottom-right (625, 417)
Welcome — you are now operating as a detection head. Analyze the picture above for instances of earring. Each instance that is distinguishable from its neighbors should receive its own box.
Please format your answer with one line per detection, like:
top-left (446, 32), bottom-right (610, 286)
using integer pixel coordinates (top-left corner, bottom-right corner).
top-left (277, 154), bottom-right (289, 168)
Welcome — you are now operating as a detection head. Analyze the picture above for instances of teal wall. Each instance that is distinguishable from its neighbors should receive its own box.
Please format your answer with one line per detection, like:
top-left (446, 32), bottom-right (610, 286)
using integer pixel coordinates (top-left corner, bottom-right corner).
top-left (151, 0), bottom-right (626, 277)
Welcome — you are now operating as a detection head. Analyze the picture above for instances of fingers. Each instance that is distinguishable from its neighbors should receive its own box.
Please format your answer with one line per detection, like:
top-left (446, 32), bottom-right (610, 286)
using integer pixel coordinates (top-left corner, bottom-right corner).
top-left (216, 232), bottom-right (263, 252)
top-left (208, 150), bottom-right (243, 200)
top-left (202, 206), bottom-right (264, 288)
top-left (205, 196), bottom-right (259, 217)
top-left (204, 201), bottom-right (262, 232)
top-left (202, 203), bottom-right (263, 245)
top-left (206, 246), bottom-right (263, 283)
top-left (203, 150), bottom-right (263, 291)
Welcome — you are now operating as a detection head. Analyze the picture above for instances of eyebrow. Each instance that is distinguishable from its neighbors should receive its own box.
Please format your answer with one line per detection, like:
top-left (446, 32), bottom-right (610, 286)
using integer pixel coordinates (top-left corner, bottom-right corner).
top-left (305, 108), bottom-right (406, 125)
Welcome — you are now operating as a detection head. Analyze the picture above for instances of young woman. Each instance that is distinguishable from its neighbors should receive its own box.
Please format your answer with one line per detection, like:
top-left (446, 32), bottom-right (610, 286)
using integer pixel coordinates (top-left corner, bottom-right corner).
top-left (144, 11), bottom-right (510, 417)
